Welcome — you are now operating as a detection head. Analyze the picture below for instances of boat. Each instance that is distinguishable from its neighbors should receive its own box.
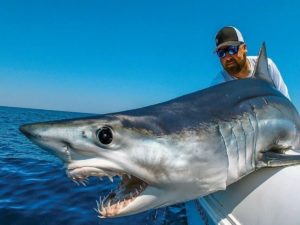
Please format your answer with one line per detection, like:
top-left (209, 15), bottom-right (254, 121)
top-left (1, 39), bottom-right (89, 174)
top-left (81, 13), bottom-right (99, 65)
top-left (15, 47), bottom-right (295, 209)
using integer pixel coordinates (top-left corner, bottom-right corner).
top-left (185, 165), bottom-right (300, 225)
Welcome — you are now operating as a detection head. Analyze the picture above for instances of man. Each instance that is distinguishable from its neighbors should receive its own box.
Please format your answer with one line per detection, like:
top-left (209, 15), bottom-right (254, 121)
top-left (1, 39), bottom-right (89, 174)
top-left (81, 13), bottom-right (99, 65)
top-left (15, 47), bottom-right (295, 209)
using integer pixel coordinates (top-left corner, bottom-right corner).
top-left (211, 26), bottom-right (290, 100)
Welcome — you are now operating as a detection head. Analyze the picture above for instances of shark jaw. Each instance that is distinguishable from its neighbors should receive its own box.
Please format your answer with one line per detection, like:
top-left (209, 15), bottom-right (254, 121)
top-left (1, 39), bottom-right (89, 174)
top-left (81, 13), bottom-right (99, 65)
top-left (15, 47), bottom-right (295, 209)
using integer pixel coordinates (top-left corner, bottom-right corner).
top-left (66, 165), bottom-right (151, 218)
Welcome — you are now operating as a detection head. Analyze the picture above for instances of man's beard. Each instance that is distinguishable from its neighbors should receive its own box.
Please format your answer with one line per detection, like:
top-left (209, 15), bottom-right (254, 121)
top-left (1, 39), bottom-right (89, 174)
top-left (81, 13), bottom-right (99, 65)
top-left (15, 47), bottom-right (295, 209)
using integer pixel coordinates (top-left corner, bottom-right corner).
top-left (223, 53), bottom-right (247, 75)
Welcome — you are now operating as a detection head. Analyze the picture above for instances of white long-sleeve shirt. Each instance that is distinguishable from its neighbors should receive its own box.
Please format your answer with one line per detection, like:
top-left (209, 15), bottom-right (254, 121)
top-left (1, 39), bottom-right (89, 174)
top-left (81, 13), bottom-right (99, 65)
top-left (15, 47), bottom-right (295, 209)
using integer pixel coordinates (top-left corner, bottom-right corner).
top-left (211, 56), bottom-right (290, 100)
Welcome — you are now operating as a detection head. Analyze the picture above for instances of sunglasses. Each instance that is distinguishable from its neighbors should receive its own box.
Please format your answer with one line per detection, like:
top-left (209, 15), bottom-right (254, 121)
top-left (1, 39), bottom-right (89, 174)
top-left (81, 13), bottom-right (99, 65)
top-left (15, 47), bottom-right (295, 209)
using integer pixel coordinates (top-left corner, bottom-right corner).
top-left (216, 45), bottom-right (240, 58)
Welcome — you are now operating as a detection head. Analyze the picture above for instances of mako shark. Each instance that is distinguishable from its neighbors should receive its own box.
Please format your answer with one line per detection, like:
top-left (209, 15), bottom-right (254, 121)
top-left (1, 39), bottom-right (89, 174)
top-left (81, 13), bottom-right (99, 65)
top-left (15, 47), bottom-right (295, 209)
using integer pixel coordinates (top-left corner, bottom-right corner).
top-left (20, 43), bottom-right (300, 218)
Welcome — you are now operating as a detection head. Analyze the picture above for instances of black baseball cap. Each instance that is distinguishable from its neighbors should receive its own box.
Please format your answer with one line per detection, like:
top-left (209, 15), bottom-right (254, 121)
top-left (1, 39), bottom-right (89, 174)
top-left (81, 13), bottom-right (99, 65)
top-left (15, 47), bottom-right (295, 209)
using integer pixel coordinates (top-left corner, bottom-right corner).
top-left (215, 26), bottom-right (244, 51)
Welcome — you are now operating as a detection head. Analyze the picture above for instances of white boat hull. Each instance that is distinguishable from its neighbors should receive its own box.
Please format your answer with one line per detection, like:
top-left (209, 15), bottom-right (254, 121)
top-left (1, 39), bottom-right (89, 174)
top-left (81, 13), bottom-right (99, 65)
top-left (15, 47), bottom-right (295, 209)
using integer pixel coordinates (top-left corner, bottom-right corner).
top-left (186, 165), bottom-right (300, 225)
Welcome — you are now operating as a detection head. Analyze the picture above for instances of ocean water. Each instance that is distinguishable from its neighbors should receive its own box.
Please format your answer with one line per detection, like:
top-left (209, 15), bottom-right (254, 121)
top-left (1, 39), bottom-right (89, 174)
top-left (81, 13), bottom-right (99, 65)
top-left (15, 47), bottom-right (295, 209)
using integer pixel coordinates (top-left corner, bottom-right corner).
top-left (0, 106), bottom-right (188, 225)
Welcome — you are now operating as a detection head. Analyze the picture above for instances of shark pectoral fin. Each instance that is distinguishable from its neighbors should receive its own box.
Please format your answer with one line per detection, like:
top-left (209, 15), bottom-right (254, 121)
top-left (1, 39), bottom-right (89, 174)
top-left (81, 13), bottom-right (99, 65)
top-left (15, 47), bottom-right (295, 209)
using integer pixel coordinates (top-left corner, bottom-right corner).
top-left (259, 150), bottom-right (300, 168)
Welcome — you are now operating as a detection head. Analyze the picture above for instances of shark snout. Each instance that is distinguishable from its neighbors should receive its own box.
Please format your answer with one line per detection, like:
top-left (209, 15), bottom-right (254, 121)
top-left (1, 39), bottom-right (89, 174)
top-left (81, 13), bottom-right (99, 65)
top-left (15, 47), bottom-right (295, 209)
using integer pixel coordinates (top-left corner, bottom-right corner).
top-left (20, 122), bottom-right (73, 162)
top-left (19, 124), bottom-right (40, 139)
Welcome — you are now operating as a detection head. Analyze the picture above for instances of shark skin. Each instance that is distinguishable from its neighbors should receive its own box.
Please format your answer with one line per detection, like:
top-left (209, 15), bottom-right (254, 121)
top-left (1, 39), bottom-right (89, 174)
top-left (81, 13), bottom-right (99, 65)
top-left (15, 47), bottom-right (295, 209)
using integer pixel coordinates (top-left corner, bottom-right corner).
top-left (19, 45), bottom-right (300, 218)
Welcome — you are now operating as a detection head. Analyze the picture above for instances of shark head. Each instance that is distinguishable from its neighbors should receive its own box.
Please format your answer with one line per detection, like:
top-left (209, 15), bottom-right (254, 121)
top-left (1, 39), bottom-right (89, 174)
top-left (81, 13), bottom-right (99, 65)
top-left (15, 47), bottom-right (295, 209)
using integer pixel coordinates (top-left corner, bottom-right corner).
top-left (20, 114), bottom-right (228, 217)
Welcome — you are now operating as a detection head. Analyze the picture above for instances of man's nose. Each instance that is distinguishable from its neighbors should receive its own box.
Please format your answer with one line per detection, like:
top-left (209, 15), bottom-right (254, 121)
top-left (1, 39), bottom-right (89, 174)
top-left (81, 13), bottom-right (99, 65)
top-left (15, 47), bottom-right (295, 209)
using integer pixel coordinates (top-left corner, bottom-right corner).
top-left (223, 52), bottom-right (234, 59)
top-left (222, 54), bottom-right (233, 61)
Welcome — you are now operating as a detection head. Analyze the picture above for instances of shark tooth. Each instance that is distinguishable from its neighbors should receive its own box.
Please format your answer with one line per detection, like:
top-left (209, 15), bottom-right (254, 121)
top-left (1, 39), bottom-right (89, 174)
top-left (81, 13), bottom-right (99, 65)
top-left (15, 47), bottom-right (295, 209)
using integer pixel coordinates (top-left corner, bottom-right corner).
top-left (108, 176), bottom-right (113, 182)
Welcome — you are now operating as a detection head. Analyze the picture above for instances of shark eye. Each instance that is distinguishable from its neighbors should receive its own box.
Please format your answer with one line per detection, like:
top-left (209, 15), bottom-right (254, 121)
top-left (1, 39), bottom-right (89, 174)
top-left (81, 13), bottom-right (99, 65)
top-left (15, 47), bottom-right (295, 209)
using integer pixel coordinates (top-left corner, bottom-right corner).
top-left (97, 127), bottom-right (113, 145)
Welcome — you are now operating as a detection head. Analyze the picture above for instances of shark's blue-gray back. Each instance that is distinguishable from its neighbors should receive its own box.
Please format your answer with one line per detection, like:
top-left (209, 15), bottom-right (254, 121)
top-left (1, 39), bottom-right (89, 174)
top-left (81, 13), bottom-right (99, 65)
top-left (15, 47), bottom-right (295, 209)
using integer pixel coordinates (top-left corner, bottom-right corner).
top-left (109, 78), bottom-right (299, 134)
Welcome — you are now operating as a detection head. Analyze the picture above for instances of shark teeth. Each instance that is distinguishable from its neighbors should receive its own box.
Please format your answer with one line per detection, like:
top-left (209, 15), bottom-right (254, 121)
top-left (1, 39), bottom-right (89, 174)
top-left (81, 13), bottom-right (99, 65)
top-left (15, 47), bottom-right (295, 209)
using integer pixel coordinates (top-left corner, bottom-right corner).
top-left (97, 182), bottom-right (147, 218)
top-left (66, 167), bottom-right (148, 218)
top-left (67, 167), bottom-right (122, 184)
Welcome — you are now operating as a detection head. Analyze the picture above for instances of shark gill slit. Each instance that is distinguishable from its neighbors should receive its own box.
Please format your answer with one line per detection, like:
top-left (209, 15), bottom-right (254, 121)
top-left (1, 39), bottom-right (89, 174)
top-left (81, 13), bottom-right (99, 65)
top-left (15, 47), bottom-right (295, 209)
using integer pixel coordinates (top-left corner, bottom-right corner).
top-left (239, 119), bottom-right (248, 171)
top-left (231, 124), bottom-right (239, 173)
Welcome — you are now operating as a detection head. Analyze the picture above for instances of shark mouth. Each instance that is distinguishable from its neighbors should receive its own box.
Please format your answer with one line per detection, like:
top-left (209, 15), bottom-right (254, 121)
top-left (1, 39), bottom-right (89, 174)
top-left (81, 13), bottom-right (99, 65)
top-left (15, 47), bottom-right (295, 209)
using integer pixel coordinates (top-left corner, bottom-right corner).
top-left (67, 167), bottom-right (148, 217)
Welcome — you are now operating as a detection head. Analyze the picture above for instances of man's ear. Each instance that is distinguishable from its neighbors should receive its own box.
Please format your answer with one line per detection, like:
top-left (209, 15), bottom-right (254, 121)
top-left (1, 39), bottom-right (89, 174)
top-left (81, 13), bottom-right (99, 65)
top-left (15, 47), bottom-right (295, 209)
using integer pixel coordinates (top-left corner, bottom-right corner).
top-left (243, 44), bottom-right (248, 53)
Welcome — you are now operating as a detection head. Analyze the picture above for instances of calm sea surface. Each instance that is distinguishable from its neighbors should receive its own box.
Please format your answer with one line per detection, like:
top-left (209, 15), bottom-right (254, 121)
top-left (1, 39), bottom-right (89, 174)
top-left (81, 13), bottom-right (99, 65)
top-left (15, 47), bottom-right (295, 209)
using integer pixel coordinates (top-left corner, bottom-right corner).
top-left (0, 106), bottom-right (187, 225)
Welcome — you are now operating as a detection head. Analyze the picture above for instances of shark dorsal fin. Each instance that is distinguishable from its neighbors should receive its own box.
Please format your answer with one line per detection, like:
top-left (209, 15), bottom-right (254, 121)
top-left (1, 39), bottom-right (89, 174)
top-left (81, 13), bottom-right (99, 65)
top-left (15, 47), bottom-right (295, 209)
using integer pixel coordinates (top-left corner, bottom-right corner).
top-left (253, 42), bottom-right (275, 87)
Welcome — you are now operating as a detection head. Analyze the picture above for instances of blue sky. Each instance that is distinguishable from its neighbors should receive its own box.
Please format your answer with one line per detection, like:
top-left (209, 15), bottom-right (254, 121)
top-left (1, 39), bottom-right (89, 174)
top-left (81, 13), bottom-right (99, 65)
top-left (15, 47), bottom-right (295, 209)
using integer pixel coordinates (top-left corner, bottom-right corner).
top-left (0, 0), bottom-right (299, 113)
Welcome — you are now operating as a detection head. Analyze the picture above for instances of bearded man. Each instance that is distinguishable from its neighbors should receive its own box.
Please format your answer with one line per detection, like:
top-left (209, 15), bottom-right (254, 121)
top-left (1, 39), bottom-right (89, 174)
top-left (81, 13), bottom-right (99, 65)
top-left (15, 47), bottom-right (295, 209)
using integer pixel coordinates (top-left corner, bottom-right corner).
top-left (211, 26), bottom-right (290, 99)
